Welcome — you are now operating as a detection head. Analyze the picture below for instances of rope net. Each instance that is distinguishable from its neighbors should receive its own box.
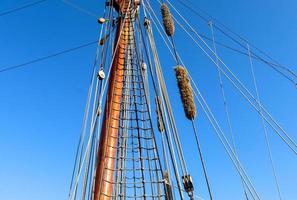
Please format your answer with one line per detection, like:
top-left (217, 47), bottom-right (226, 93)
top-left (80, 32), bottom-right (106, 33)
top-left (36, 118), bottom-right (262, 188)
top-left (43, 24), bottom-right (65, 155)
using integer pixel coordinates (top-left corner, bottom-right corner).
top-left (97, 5), bottom-right (166, 199)
top-left (109, 36), bottom-right (163, 200)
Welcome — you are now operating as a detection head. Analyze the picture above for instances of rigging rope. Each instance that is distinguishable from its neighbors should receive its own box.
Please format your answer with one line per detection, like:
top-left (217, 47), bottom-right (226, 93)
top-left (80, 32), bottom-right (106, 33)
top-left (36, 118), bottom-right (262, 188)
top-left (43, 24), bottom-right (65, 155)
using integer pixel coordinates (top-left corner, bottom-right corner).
top-left (192, 87), bottom-right (262, 200)
top-left (136, 11), bottom-right (185, 199)
top-left (149, 1), bottom-right (214, 199)
top-left (148, 5), bottom-right (296, 199)
top-left (0, 0), bottom-right (47, 17)
top-left (144, 4), bottom-right (261, 198)
top-left (209, 21), bottom-right (250, 200)
top-left (69, 3), bottom-right (120, 199)
top-left (0, 41), bottom-right (98, 74)
top-left (177, 0), bottom-right (297, 87)
top-left (133, 23), bottom-right (168, 198)
top-left (62, 0), bottom-right (97, 18)
top-left (175, 64), bottom-right (214, 199)
top-left (93, 2), bottom-right (137, 199)
top-left (247, 43), bottom-right (283, 200)
top-left (64, 1), bottom-right (296, 199)
top-left (191, 121), bottom-right (213, 200)
top-left (145, 18), bottom-right (186, 199)
top-left (161, 0), bottom-right (297, 156)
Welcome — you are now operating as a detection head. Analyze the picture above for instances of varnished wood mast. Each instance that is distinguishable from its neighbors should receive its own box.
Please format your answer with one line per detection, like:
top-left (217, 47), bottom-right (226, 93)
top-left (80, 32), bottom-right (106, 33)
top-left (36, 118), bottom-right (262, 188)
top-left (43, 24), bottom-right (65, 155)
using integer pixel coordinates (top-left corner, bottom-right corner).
top-left (93, 1), bottom-right (131, 200)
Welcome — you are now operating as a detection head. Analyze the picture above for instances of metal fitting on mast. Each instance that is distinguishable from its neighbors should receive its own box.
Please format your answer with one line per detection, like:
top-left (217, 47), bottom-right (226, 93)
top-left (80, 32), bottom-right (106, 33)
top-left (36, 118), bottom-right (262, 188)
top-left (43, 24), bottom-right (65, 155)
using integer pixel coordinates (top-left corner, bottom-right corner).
top-left (144, 17), bottom-right (151, 29)
top-left (164, 171), bottom-right (174, 200)
top-left (98, 70), bottom-right (105, 80)
top-left (182, 174), bottom-right (195, 199)
top-left (98, 17), bottom-right (107, 24)
top-left (134, 0), bottom-right (141, 6)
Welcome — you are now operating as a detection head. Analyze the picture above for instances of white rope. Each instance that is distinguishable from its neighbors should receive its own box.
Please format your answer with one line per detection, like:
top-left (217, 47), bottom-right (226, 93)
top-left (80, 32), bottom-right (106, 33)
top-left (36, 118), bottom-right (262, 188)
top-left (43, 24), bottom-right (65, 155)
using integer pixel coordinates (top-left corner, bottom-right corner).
top-left (69, 2), bottom-right (133, 198)
top-left (68, 10), bottom-right (106, 199)
top-left (94, 2), bottom-right (135, 198)
top-left (136, 11), bottom-right (186, 199)
top-left (210, 21), bottom-right (250, 200)
top-left (62, 0), bottom-right (98, 18)
top-left (162, 0), bottom-right (297, 155)
top-left (247, 43), bottom-right (283, 200)
top-left (192, 86), bottom-right (261, 200)
top-left (172, 184), bottom-right (205, 200)
top-left (145, 3), bottom-right (261, 199)
top-left (145, 0), bottom-right (189, 176)
top-left (178, 0), bottom-right (297, 85)
top-left (145, 19), bottom-right (186, 200)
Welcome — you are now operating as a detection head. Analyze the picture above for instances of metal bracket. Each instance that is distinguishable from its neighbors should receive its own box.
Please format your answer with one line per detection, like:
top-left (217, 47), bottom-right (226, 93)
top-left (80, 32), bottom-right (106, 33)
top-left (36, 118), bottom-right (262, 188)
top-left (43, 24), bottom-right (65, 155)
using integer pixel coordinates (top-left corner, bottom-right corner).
top-left (182, 174), bottom-right (194, 199)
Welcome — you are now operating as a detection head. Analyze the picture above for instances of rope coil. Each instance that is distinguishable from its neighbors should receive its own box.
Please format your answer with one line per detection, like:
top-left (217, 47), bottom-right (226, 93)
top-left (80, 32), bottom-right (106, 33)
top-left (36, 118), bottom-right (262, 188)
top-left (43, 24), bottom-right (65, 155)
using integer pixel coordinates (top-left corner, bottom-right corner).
top-left (175, 66), bottom-right (196, 120)
top-left (161, 3), bottom-right (175, 36)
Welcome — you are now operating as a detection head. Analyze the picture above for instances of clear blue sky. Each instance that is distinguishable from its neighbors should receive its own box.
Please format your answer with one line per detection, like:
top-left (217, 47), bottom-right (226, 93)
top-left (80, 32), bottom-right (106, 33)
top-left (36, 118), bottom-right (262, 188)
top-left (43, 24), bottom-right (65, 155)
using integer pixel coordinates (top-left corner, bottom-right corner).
top-left (0, 0), bottom-right (296, 200)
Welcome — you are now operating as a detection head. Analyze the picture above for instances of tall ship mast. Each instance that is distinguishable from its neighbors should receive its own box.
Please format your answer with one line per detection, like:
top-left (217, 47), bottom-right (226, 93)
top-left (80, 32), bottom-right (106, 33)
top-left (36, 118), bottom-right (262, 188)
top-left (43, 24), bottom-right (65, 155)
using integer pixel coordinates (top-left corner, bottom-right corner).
top-left (67, 1), bottom-right (297, 200)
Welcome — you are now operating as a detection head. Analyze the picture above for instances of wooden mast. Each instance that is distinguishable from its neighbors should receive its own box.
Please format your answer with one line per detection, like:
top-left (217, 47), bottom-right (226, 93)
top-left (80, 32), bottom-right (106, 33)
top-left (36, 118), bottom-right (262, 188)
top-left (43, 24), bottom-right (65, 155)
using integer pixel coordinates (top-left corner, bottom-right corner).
top-left (93, 1), bottom-right (131, 200)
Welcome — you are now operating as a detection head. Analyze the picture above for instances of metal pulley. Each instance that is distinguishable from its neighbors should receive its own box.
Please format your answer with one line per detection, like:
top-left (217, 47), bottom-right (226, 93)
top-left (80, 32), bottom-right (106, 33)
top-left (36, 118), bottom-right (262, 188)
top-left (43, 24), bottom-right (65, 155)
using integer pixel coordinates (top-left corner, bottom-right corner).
top-left (99, 38), bottom-right (105, 45)
top-left (98, 70), bottom-right (105, 80)
top-left (144, 17), bottom-right (150, 28)
top-left (182, 174), bottom-right (194, 199)
top-left (134, 0), bottom-right (140, 6)
top-left (98, 17), bottom-right (107, 24)
top-left (141, 62), bottom-right (147, 71)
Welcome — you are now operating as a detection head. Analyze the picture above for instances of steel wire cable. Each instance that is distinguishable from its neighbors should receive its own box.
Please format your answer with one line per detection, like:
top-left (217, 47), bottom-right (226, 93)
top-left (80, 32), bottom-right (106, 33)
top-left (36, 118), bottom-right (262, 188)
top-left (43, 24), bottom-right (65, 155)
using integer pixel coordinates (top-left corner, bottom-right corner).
top-left (247, 44), bottom-right (283, 200)
top-left (177, 0), bottom-right (297, 86)
top-left (160, 5), bottom-right (296, 189)
top-left (94, 2), bottom-right (144, 198)
top-left (1, 0), bottom-right (282, 79)
top-left (161, 0), bottom-right (297, 155)
top-left (70, 2), bottom-right (132, 199)
top-left (146, 2), bottom-right (254, 199)
top-left (145, 4), bottom-right (261, 198)
top-left (133, 25), bottom-right (168, 198)
top-left (0, 0), bottom-right (47, 17)
top-left (148, 8), bottom-right (292, 198)
top-left (145, 0), bottom-right (189, 177)
top-left (215, 25), bottom-right (297, 86)
top-left (76, 9), bottom-right (111, 199)
top-left (67, 40), bottom-right (102, 200)
top-left (155, 1), bottom-right (214, 198)
top-left (68, 3), bottom-right (112, 198)
top-left (0, 41), bottom-right (98, 74)
top-left (192, 88), bottom-right (261, 200)
top-left (136, 12), bottom-right (185, 199)
top-left (62, 0), bottom-right (98, 18)
top-left (209, 21), bottom-right (250, 200)
top-left (191, 121), bottom-right (214, 200)
top-left (99, 18), bottom-right (166, 198)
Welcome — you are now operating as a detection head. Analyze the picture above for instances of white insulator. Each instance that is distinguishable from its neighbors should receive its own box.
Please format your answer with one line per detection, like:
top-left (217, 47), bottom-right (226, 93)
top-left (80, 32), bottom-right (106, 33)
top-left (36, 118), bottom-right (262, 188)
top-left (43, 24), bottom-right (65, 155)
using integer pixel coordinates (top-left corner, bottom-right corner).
top-left (141, 62), bottom-right (147, 71)
top-left (98, 17), bottom-right (106, 24)
top-left (98, 70), bottom-right (106, 80)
